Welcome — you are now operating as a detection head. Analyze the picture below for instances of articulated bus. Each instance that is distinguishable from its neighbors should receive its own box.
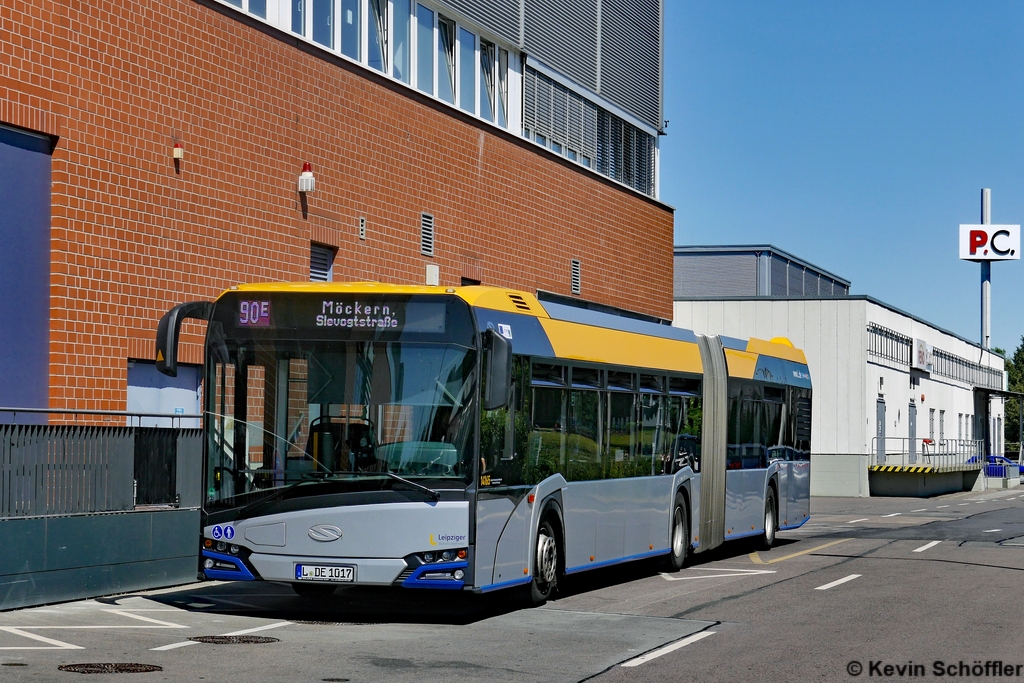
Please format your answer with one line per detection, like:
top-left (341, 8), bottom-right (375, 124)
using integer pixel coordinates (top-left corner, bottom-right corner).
top-left (156, 283), bottom-right (811, 603)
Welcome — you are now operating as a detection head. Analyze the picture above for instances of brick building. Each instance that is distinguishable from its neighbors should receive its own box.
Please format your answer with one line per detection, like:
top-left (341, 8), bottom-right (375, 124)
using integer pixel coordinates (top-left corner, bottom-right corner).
top-left (0, 0), bottom-right (673, 416)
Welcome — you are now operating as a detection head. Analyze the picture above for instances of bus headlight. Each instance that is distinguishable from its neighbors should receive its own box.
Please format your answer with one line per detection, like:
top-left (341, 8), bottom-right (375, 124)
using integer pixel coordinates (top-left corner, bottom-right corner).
top-left (230, 545), bottom-right (240, 555)
top-left (204, 558), bottom-right (215, 569)
top-left (423, 552), bottom-right (435, 563)
top-left (216, 541), bottom-right (227, 552)
top-left (454, 569), bottom-right (465, 580)
top-left (441, 550), bottom-right (454, 561)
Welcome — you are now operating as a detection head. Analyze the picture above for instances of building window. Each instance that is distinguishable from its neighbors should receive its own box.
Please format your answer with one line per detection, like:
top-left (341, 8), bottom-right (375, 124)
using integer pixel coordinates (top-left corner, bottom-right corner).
top-left (368, 0), bottom-right (387, 72)
top-left (479, 40), bottom-right (495, 122)
top-left (312, 0), bottom-right (334, 48)
top-left (437, 16), bottom-right (456, 104)
top-left (497, 48), bottom-right (508, 127)
top-left (939, 410), bottom-right (945, 443)
top-left (341, 0), bottom-right (360, 59)
top-left (958, 414), bottom-right (963, 441)
top-left (929, 409), bottom-right (935, 440)
top-left (524, 65), bottom-right (655, 197)
top-left (571, 259), bottom-right (581, 295)
top-left (458, 27), bottom-right (475, 114)
top-left (393, 0), bottom-right (411, 83)
top-left (415, 4), bottom-right (434, 95)
top-left (292, 0), bottom-right (304, 35)
top-left (310, 244), bottom-right (335, 282)
top-left (249, 0), bottom-right (267, 19)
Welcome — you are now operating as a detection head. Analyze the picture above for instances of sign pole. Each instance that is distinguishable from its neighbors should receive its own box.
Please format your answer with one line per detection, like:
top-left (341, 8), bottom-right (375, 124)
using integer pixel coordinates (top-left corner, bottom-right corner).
top-left (981, 188), bottom-right (991, 349)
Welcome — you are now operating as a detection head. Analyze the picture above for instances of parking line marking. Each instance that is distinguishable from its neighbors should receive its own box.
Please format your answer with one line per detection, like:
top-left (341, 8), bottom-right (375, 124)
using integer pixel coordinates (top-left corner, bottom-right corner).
top-left (958, 503), bottom-right (970, 506)
top-left (983, 529), bottom-right (1003, 533)
top-left (220, 622), bottom-right (291, 636)
top-left (847, 518), bottom-right (869, 523)
top-left (621, 631), bottom-right (716, 667)
top-left (815, 574), bottom-right (861, 591)
top-left (103, 610), bottom-right (187, 628)
top-left (660, 568), bottom-right (775, 581)
top-left (750, 539), bottom-right (849, 565)
top-left (911, 509), bottom-right (927, 512)
top-left (881, 513), bottom-right (901, 517)
top-left (913, 541), bottom-right (941, 553)
top-left (150, 640), bottom-right (197, 651)
top-left (0, 627), bottom-right (83, 650)
top-left (150, 621), bottom-right (291, 652)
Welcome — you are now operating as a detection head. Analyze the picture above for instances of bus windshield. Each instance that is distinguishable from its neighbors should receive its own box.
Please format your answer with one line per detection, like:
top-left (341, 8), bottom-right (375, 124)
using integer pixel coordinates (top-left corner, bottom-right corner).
top-left (204, 336), bottom-right (477, 512)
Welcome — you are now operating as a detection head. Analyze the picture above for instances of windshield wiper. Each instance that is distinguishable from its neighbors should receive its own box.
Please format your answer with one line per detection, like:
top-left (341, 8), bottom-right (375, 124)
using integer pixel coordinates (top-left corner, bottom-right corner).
top-left (383, 471), bottom-right (441, 501)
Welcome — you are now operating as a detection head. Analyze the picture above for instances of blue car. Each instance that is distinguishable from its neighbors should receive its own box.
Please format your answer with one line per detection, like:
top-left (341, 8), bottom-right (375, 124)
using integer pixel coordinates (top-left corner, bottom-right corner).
top-left (965, 455), bottom-right (1021, 477)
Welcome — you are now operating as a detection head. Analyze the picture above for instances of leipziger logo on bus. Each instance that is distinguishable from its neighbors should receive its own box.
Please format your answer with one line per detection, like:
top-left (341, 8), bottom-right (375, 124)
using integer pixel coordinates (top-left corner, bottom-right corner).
top-left (316, 300), bottom-right (401, 329)
top-left (429, 533), bottom-right (467, 547)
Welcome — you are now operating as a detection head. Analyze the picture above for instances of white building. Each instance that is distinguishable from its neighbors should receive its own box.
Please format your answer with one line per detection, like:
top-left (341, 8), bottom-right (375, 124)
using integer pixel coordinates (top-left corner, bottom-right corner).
top-left (673, 246), bottom-right (1006, 497)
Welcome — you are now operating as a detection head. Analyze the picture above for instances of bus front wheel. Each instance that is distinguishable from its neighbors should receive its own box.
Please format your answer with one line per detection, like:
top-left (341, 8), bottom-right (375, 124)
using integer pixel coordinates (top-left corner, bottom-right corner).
top-left (666, 494), bottom-right (690, 571)
top-left (528, 519), bottom-right (559, 606)
top-left (761, 488), bottom-right (777, 550)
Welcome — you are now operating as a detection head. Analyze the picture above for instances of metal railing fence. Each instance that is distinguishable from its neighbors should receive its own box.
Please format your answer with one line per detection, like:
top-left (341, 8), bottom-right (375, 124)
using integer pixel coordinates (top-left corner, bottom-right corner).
top-left (870, 437), bottom-right (983, 469)
top-left (0, 409), bottom-right (203, 519)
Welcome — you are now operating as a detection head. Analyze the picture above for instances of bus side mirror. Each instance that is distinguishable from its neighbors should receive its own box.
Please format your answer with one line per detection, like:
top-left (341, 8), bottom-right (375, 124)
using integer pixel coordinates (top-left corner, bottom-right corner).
top-left (156, 301), bottom-right (212, 377)
top-left (482, 329), bottom-right (512, 411)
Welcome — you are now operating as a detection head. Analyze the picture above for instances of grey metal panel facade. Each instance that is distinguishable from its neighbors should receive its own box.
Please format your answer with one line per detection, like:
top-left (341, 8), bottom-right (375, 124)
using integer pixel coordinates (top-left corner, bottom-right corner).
top-left (674, 253), bottom-right (758, 298)
top-left (524, 0), bottom-right (599, 90)
top-left (436, 0), bottom-right (520, 45)
top-left (438, 0), bottom-right (662, 131)
top-left (598, 0), bottom-right (662, 128)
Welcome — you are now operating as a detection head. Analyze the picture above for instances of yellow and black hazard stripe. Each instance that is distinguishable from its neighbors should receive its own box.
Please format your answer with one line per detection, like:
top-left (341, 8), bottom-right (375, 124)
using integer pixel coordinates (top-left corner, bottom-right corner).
top-left (868, 465), bottom-right (934, 473)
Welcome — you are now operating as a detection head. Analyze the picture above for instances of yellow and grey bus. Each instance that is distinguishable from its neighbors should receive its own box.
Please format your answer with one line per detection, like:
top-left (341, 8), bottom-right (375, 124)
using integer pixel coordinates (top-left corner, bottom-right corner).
top-left (156, 283), bottom-right (811, 603)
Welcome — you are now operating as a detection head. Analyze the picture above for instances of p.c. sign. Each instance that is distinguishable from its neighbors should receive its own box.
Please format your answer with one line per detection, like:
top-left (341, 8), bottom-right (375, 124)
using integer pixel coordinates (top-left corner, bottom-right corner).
top-left (959, 224), bottom-right (1020, 261)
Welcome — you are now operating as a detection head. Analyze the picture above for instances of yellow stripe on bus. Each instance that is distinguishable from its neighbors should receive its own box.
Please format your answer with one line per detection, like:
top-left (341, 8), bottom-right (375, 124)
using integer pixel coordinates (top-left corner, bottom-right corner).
top-left (745, 337), bottom-right (808, 364)
top-left (538, 319), bottom-right (703, 374)
top-left (724, 348), bottom-right (757, 379)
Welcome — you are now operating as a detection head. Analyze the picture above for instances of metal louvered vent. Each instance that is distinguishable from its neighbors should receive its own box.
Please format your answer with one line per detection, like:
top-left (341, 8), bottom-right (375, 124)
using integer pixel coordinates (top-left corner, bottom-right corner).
top-left (571, 260), bottom-right (581, 295)
top-left (507, 293), bottom-right (531, 311)
top-left (310, 244), bottom-right (335, 282)
top-left (420, 213), bottom-right (435, 256)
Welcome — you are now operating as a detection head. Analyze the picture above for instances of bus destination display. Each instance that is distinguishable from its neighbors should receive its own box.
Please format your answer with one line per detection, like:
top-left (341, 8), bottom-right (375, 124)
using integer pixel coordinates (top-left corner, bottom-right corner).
top-left (236, 298), bottom-right (446, 333)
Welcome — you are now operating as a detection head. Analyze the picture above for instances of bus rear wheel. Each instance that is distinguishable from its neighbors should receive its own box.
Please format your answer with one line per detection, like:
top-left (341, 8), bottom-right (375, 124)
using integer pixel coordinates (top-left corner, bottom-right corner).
top-left (528, 519), bottom-right (559, 606)
top-left (761, 488), bottom-right (777, 550)
top-left (666, 494), bottom-right (690, 571)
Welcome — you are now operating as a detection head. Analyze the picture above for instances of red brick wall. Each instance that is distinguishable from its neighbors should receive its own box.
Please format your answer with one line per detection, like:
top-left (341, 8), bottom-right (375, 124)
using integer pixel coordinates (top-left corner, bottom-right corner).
top-left (1, 0), bottom-right (674, 412)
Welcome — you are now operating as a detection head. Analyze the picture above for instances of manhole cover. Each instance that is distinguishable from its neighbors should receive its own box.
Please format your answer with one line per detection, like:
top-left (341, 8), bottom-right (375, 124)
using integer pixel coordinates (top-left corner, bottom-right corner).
top-left (58, 663), bottom-right (163, 674)
top-left (188, 636), bottom-right (279, 644)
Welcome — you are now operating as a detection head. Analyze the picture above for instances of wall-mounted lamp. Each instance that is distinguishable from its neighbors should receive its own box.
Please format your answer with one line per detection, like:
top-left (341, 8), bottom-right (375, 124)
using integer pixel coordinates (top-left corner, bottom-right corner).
top-left (172, 142), bottom-right (184, 160)
top-left (298, 162), bottom-right (315, 193)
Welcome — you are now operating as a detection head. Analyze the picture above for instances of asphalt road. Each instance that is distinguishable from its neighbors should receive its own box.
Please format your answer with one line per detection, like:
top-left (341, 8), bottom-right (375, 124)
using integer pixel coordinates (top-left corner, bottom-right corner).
top-left (3, 488), bottom-right (1024, 682)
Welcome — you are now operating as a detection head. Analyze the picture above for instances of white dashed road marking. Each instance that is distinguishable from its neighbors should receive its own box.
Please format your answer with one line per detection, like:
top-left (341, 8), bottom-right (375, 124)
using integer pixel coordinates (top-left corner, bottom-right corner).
top-left (815, 574), bottom-right (861, 591)
top-left (911, 509), bottom-right (927, 512)
top-left (881, 513), bottom-right (901, 517)
top-left (913, 541), bottom-right (941, 553)
top-left (847, 518), bottom-right (869, 523)
top-left (621, 631), bottom-right (716, 667)
top-left (983, 529), bottom-right (1003, 533)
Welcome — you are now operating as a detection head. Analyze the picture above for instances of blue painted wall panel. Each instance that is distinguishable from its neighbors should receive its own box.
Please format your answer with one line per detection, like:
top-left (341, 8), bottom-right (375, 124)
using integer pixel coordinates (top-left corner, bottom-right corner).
top-left (0, 125), bottom-right (52, 414)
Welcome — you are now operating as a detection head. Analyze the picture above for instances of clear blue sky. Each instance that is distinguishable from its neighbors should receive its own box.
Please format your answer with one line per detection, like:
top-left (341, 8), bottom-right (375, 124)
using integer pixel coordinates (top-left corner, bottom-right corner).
top-left (661, 1), bottom-right (1024, 354)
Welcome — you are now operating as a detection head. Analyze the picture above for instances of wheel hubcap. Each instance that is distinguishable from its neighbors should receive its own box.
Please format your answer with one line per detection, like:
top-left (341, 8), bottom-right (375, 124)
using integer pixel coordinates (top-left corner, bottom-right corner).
top-left (537, 531), bottom-right (557, 584)
top-left (765, 504), bottom-right (774, 542)
top-left (672, 508), bottom-right (685, 557)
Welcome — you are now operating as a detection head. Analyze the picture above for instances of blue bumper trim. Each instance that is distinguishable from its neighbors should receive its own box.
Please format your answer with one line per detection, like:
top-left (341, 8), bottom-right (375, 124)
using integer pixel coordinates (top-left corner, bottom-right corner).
top-left (402, 561), bottom-right (468, 590)
top-left (781, 516), bottom-right (810, 531)
top-left (201, 550), bottom-right (256, 581)
top-left (479, 576), bottom-right (532, 593)
top-left (565, 548), bottom-right (669, 575)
